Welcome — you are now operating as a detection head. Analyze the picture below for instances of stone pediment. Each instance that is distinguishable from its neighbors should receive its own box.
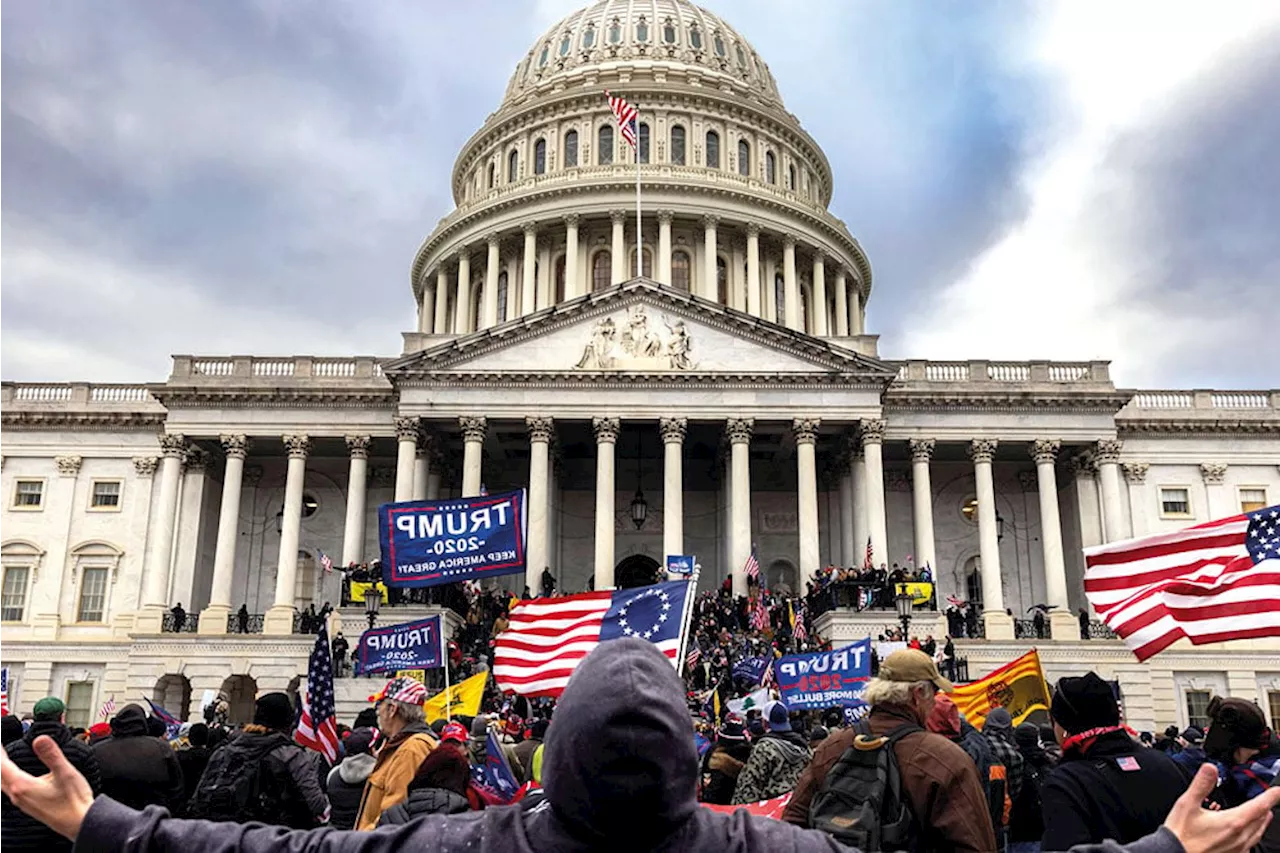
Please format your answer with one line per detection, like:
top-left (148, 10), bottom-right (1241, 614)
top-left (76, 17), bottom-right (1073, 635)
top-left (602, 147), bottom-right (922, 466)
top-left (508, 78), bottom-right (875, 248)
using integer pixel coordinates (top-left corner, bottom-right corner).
top-left (384, 278), bottom-right (896, 383)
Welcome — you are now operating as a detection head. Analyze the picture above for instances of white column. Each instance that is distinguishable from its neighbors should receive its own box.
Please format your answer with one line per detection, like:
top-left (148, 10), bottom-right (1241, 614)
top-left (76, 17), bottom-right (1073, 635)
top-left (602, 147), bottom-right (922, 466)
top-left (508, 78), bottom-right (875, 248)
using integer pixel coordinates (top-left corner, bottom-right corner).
top-left (593, 417), bottom-right (620, 590)
top-left (1123, 463), bottom-right (1151, 537)
top-left (460, 416), bottom-right (487, 497)
top-left (794, 418), bottom-right (821, 580)
top-left (812, 253), bottom-right (828, 336)
top-left (909, 439), bottom-right (937, 572)
top-left (850, 284), bottom-right (864, 335)
top-left (537, 241), bottom-right (551, 310)
top-left (564, 214), bottom-right (580, 299)
top-left (834, 271), bottom-right (849, 336)
top-left (1201, 463), bottom-right (1230, 519)
top-left (611, 210), bottom-right (626, 284)
top-left (745, 224), bottom-right (761, 317)
top-left (838, 463), bottom-right (855, 568)
top-left (763, 257), bottom-right (778, 323)
top-left (970, 438), bottom-right (1012, 639)
top-left (454, 249), bottom-right (472, 333)
top-left (861, 420), bottom-right (888, 567)
top-left (419, 273), bottom-right (435, 334)
top-left (198, 435), bottom-right (247, 634)
top-left (521, 222), bottom-right (537, 316)
top-left (394, 416), bottom-right (418, 502)
top-left (140, 434), bottom-right (186, 622)
top-left (433, 266), bottom-right (449, 334)
top-left (703, 215), bottom-right (719, 300)
top-left (727, 418), bottom-right (754, 597)
top-left (660, 418), bottom-right (687, 566)
top-left (413, 439), bottom-right (432, 502)
top-left (482, 234), bottom-right (500, 329)
top-left (342, 436), bottom-right (370, 567)
top-left (526, 417), bottom-right (554, 593)
top-left (1031, 440), bottom-right (1075, 639)
top-left (425, 450), bottom-right (443, 501)
top-left (851, 443), bottom-right (868, 565)
top-left (1096, 439), bottom-right (1126, 542)
top-left (657, 210), bottom-right (673, 286)
top-left (265, 434), bottom-right (310, 635)
top-left (783, 235), bottom-right (801, 331)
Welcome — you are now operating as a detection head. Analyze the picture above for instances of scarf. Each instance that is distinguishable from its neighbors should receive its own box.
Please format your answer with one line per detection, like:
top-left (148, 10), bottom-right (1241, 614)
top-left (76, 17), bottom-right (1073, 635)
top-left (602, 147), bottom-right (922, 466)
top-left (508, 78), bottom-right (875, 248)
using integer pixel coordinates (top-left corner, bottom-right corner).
top-left (1214, 752), bottom-right (1280, 803)
top-left (1061, 725), bottom-right (1130, 756)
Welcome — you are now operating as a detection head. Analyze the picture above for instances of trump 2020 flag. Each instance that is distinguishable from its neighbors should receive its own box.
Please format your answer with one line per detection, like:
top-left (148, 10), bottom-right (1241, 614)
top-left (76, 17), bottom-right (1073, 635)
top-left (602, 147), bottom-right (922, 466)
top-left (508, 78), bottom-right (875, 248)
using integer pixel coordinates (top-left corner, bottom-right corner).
top-left (471, 728), bottom-right (521, 804)
top-left (494, 579), bottom-right (693, 697)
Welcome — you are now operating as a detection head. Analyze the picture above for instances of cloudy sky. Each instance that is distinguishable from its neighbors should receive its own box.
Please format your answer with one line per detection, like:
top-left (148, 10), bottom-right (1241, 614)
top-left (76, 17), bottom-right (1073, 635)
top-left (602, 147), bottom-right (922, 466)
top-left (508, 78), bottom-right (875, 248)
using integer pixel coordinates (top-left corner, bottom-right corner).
top-left (3, 0), bottom-right (1277, 387)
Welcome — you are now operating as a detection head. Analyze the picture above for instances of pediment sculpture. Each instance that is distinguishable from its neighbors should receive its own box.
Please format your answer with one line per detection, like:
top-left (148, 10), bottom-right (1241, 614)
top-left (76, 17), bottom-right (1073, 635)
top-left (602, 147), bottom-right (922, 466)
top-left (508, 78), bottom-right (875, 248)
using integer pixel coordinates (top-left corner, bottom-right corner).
top-left (574, 305), bottom-right (697, 371)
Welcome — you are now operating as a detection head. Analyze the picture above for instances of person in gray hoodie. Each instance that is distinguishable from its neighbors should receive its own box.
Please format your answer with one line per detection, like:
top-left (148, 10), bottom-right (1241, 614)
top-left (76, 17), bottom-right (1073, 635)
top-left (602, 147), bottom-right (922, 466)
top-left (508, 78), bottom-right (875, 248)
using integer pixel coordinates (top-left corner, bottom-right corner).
top-left (3, 637), bottom-right (1279, 853)
top-left (325, 728), bottom-right (375, 831)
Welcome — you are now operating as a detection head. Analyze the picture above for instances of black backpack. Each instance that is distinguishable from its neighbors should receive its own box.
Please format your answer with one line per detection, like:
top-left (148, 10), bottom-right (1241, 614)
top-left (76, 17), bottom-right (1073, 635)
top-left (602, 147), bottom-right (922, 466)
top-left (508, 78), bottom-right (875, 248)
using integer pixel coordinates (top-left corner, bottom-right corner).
top-left (809, 722), bottom-right (921, 852)
top-left (187, 739), bottom-right (289, 823)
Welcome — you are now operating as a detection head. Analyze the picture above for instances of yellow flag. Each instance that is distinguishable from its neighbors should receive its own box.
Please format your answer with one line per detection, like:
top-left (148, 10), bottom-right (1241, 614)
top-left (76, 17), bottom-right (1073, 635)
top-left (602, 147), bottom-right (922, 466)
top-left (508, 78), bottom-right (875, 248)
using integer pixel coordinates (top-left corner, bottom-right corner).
top-left (951, 649), bottom-right (1050, 730)
top-left (423, 671), bottom-right (487, 722)
top-left (788, 600), bottom-right (797, 630)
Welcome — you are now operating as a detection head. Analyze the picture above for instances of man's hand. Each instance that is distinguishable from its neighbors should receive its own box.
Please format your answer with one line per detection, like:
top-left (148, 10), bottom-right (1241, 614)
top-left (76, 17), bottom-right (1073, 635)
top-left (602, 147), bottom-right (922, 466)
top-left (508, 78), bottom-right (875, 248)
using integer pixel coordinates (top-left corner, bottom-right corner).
top-left (0, 735), bottom-right (95, 840)
top-left (1164, 763), bottom-right (1280, 853)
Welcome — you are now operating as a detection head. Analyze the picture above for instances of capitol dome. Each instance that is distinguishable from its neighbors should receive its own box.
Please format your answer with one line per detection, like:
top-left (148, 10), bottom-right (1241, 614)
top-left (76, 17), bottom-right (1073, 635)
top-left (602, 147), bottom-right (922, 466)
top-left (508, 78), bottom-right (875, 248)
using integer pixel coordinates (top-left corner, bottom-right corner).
top-left (408, 0), bottom-right (873, 349)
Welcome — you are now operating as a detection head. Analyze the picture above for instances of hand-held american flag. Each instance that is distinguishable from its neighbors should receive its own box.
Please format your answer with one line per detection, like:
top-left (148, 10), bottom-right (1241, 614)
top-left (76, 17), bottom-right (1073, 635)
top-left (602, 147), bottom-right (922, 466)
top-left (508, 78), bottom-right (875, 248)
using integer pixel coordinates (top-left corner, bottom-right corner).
top-left (744, 546), bottom-right (760, 582)
top-left (295, 623), bottom-right (339, 762)
top-left (99, 695), bottom-right (117, 721)
top-left (605, 90), bottom-right (643, 280)
top-left (1084, 505), bottom-right (1280, 661)
top-left (494, 579), bottom-right (694, 697)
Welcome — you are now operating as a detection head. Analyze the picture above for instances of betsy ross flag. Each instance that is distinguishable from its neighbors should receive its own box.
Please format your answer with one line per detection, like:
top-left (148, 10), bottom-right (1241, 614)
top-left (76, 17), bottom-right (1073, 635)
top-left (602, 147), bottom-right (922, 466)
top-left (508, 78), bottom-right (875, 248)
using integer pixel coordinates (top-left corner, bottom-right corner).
top-left (605, 90), bottom-right (639, 148)
top-left (494, 579), bottom-right (693, 697)
top-left (1085, 505), bottom-right (1280, 661)
top-left (295, 623), bottom-right (340, 762)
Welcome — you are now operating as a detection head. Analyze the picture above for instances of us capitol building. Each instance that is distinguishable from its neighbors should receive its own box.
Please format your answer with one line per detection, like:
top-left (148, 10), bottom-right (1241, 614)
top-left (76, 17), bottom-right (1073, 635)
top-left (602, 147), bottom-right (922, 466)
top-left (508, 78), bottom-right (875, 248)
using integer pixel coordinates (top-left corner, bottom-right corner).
top-left (3, 0), bottom-right (1277, 729)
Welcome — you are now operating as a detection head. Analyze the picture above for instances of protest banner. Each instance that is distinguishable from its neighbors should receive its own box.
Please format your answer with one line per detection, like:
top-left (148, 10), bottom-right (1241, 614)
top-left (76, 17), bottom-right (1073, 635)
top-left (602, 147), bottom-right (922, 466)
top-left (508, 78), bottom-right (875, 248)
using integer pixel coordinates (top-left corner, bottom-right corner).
top-left (354, 616), bottom-right (442, 676)
top-left (702, 793), bottom-right (792, 820)
top-left (395, 669), bottom-right (426, 684)
top-left (378, 490), bottom-right (527, 588)
top-left (773, 639), bottom-right (871, 711)
top-left (951, 649), bottom-right (1051, 729)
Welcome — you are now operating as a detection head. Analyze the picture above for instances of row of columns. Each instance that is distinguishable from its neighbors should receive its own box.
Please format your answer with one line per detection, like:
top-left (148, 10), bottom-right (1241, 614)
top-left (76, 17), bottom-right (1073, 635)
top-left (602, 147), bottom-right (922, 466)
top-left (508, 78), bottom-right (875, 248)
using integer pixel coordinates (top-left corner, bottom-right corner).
top-left (420, 216), bottom-right (864, 336)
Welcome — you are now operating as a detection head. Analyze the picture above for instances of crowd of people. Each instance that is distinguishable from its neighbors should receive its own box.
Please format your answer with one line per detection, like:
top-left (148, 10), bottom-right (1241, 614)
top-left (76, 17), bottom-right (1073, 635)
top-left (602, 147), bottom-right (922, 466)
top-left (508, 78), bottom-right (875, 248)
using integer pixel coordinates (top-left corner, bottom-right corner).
top-left (807, 561), bottom-right (936, 616)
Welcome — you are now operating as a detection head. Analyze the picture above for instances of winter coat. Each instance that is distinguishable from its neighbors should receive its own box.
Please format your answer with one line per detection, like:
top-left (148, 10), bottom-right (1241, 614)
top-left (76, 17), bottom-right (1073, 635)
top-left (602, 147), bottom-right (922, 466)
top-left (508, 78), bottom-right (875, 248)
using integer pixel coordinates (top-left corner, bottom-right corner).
top-left (1040, 730), bottom-right (1189, 850)
top-left (511, 736), bottom-right (541, 782)
top-left (174, 745), bottom-right (209, 813)
top-left (378, 787), bottom-right (471, 825)
top-left (701, 739), bottom-right (752, 805)
top-left (354, 722), bottom-right (437, 830)
top-left (1, 719), bottom-right (102, 851)
top-left (731, 730), bottom-right (812, 804)
top-left (326, 753), bottom-right (375, 831)
top-left (92, 704), bottom-right (185, 813)
top-left (1169, 744), bottom-right (1207, 775)
top-left (784, 703), bottom-right (998, 853)
top-left (191, 728), bottom-right (329, 829)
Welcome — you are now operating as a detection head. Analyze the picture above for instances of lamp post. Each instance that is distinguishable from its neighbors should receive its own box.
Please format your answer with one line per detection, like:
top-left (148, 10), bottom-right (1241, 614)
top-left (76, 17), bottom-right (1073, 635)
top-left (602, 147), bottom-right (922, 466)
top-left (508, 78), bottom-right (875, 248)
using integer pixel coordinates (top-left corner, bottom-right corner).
top-left (894, 583), bottom-right (913, 639)
top-left (365, 586), bottom-right (382, 631)
top-left (630, 428), bottom-right (647, 531)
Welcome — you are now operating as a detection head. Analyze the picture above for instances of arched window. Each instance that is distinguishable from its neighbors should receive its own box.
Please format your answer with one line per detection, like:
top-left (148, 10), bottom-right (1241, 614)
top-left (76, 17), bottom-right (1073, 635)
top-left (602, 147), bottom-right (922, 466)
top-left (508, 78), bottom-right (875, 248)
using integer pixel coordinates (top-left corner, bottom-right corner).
top-left (497, 272), bottom-right (509, 322)
top-left (582, 23), bottom-right (596, 49)
top-left (670, 125), bottom-right (686, 165)
top-left (716, 256), bottom-right (728, 304)
top-left (487, 162), bottom-right (496, 189)
top-left (554, 256), bottom-right (566, 303)
top-left (689, 25), bottom-right (702, 50)
top-left (672, 251), bottom-right (691, 292)
top-left (564, 130), bottom-right (579, 167)
top-left (737, 139), bottom-right (750, 177)
top-left (539, 44), bottom-right (550, 67)
top-left (788, 163), bottom-right (796, 190)
top-left (662, 17), bottom-right (677, 44)
top-left (608, 18), bottom-right (622, 44)
top-left (507, 149), bottom-right (518, 182)
top-left (533, 138), bottom-right (546, 175)
top-left (765, 151), bottom-right (776, 184)
top-left (774, 273), bottom-right (785, 321)
top-left (598, 125), bottom-right (614, 165)
top-left (705, 131), bottom-right (720, 168)
top-left (735, 43), bottom-right (747, 68)
top-left (713, 32), bottom-right (726, 57)
top-left (636, 16), bottom-right (649, 42)
top-left (630, 247), bottom-right (653, 278)
top-left (638, 122), bottom-right (650, 163)
top-left (591, 251), bottom-right (611, 292)
top-left (965, 557), bottom-right (984, 611)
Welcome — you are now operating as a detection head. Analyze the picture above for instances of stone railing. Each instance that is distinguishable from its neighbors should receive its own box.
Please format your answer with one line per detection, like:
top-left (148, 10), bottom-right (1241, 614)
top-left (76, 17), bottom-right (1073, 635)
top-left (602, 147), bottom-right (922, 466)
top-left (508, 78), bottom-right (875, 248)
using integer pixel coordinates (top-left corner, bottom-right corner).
top-left (2, 383), bottom-right (160, 407)
top-left (892, 360), bottom-right (1110, 385)
top-left (1127, 390), bottom-right (1279, 411)
top-left (172, 356), bottom-right (389, 383)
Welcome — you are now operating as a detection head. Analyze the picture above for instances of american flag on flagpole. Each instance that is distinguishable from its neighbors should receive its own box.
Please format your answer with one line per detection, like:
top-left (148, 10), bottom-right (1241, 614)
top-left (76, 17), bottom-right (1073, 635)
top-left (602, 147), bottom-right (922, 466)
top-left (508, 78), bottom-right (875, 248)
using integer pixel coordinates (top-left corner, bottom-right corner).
top-left (318, 549), bottom-right (333, 574)
top-left (863, 538), bottom-right (873, 570)
top-left (744, 547), bottom-right (760, 582)
top-left (295, 623), bottom-right (340, 762)
top-left (1085, 505), bottom-right (1280, 661)
top-left (750, 595), bottom-right (769, 631)
top-left (605, 90), bottom-right (639, 148)
top-left (0, 667), bottom-right (9, 716)
top-left (793, 602), bottom-right (808, 642)
top-left (99, 695), bottom-right (117, 721)
top-left (685, 644), bottom-right (701, 672)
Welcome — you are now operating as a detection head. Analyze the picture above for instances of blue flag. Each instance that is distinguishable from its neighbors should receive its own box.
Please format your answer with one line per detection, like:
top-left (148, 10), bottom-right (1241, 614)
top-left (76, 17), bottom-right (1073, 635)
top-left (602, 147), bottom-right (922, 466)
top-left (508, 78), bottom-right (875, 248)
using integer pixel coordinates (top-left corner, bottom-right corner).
top-left (354, 615), bottom-right (443, 676)
top-left (732, 655), bottom-right (769, 686)
top-left (379, 490), bottom-right (527, 588)
top-left (470, 729), bottom-right (520, 803)
top-left (773, 639), bottom-right (872, 711)
top-left (144, 697), bottom-right (182, 739)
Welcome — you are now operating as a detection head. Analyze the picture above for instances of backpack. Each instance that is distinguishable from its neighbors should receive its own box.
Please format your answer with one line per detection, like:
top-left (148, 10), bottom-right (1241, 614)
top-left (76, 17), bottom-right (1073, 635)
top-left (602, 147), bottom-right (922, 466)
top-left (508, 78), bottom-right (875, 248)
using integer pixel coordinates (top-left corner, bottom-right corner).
top-left (809, 722), bottom-right (921, 852)
top-left (187, 741), bottom-right (289, 823)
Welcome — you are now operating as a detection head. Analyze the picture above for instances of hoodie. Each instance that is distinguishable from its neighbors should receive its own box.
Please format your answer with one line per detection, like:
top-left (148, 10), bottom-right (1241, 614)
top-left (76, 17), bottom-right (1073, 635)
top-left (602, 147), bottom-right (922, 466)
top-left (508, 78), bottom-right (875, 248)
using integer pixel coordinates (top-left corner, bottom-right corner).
top-left (325, 753), bottom-right (376, 831)
top-left (91, 704), bottom-right (184, 813)
top-left (74, 637), bottom-right (854, 853)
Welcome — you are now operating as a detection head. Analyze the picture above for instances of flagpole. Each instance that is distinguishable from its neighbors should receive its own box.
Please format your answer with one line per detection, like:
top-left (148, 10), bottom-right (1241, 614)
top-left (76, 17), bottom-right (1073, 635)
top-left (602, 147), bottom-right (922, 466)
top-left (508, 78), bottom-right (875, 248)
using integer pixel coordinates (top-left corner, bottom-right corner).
top-left (675, 569), bottom-right (699, 677)
top-left (634, 100), bottom-right (642, 279)
top-left (442, 626), bottom-right (451, 721)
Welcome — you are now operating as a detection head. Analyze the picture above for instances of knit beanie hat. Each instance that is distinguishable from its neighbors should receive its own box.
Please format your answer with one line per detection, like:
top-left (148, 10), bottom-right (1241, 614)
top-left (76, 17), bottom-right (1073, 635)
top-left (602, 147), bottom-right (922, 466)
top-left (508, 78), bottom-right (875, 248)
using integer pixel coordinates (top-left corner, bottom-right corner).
top-left (1203, 697), bottom-right (1269, 760)
top-left (254, 692), bottom-right (295, 732)
top-left (718, 716), bottom-right (747, 741)
top-left (1050, 672), bottom-right (1119, 734)
top-left (1015, 722), bottom-right (1042, 752)
top-left (471, 713), bottom-right (490, 738)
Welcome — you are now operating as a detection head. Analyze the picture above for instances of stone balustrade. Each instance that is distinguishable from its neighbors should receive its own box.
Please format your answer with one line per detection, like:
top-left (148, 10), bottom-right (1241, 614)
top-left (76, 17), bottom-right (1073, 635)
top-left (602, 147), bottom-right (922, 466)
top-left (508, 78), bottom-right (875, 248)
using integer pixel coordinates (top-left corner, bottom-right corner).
top-left (2, 382), bottom-right (161, 407)
top-left (170, 355), bottom-right (389, 383)
top-left (1129, 390), bottom-right (1279, 410)
top-left (891, 359), bottom-right (1110, 385)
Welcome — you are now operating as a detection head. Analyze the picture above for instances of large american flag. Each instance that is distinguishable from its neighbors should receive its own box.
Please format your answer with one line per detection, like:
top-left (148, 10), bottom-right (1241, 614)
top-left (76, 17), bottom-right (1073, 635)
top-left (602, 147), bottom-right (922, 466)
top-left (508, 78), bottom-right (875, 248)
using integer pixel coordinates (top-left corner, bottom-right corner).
top-left (494, 580), bottom-right (693, 697)
top-left (1085, 505), bottom-right (1280, 661)
top-left (605, 90), bottom-right (639, 148)
top-left (295, 623), bottom-right (339, 762)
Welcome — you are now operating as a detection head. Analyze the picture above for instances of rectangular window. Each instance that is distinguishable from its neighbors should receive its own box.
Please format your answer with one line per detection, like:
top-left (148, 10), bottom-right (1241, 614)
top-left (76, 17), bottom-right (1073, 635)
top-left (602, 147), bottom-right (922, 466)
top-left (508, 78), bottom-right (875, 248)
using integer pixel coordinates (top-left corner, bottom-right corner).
top-left (77, 567), bottom-right (109, 623)
top-left (1159, 487), bottom-right (1192, 518)
top-left (90, 480), bottom-right (122, 510)
top-left (1269, 692), bottom-right (1280, 732)
top-left (1, 567), bottom-right (30, 621)
top-left (12, 480), bottom-right (44, 509)
top-left (64, 682), bottom-right (94, 730)
top-left (1241, 488), bottom-right (1268, 513)
top-left (1186, 689), bottom-right (1212, 729)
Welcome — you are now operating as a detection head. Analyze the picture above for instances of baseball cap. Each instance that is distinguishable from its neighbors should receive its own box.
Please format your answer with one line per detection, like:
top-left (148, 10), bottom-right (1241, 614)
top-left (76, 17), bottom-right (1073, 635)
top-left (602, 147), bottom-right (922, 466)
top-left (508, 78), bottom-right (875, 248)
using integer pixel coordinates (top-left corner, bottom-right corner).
top-left (879, 649), bottom-right (954, 693)
top-left (371, 676), bottom-right (428, 706)
top-left (764, 700), bottom-right (792, 732)
top-left (441, 721), bottom-right (469, 744)
top-left (32, 697), bottom-right (66, 721)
